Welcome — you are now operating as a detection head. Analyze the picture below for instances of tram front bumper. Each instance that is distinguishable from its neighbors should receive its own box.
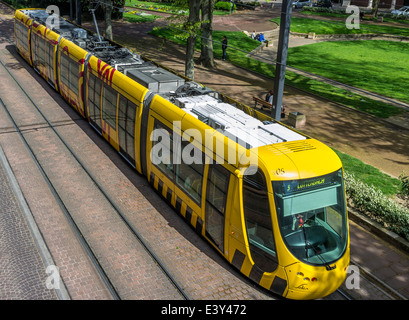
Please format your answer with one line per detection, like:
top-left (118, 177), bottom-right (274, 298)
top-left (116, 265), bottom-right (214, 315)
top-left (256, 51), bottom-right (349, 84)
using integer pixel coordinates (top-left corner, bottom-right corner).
top-left (284, 255), bottom-right (350, 300)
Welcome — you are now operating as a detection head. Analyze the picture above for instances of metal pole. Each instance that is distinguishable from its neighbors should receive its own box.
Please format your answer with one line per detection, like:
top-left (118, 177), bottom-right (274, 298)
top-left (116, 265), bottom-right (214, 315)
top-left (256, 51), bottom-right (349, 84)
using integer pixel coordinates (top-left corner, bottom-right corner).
top-left (272, 0), bottom-right (293, 121)
top-left (90, 9), bottom-right (102, 42)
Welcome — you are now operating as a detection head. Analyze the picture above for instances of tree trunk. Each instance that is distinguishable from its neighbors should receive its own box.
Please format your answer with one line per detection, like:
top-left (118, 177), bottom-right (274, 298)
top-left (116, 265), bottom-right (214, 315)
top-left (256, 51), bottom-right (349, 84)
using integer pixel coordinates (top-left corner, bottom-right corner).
top-left (104, 0), bottom-right (113, 41)
top-left (185, 0), bottom-right (201, 80)
top-left (199, 0), bottom-right (215, 69)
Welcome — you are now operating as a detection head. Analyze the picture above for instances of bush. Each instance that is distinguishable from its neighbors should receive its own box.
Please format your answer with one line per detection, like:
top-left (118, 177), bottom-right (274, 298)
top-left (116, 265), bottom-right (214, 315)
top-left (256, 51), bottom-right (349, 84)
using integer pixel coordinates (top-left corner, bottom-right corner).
top-left (301, 6), bottom-right (347, 14)
top-left (399, 172), bottom-right (409, 196)
top-left (344, 172), bottom-right (409, 241)
top-left (234, 0), bottom-right (260, 10)
top-left (214, 1), bottom-right (236, 12)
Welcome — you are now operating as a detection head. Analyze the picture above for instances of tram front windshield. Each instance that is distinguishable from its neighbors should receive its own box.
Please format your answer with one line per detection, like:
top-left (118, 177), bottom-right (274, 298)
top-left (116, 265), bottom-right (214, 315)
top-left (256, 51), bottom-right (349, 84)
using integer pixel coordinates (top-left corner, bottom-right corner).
top-left (272, 169), bottom-right (347, 266)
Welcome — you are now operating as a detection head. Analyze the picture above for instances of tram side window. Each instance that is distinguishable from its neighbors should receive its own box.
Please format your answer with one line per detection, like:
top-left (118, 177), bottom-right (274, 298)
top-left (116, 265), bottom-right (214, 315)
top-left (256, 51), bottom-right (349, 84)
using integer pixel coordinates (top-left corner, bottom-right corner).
top-left (38, 36), bottom-right (46, 67)
top-left (60, 54), bottom-right (69, 88)
top-left (46, 42), bottom-right (54, 83)
top-left (205, 164), bottom-right (230, 251)
top-left (88, 73), bottom-right (102, 128)
top-left (16, 22), bottom-right (29, 51)
top-left (126, 100), bottom-right (137, 156)
top-left (243, 167), bottom-right (277, 272)
top-left (60, 54), bottom-right (79, 96)
top-left (151, 121), bottom-right (174, 179)
top-left (102, 83), bottom-right (118, 129)
top-left (31, 33), bottom-right (38, 67)
top-left (69, 58), bottom-right (79, 96)
top-left (118, 95), bottom-right (136, 159)
top-left (206, 165), bottom-right (229, 213)
top-left (175, 140), bottom-right (204, 204)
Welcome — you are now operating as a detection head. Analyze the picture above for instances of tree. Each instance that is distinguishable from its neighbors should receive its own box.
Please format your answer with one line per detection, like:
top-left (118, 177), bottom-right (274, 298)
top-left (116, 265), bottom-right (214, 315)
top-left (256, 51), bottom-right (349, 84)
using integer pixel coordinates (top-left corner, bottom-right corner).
top-left (160, 0), bottom-right (216, 78)
top-left (199, 0), bottom-right (215, 69)
top-left (103, 0), bottom-right (113, 41)
top-left (185, 0), bottom-right (201, 79)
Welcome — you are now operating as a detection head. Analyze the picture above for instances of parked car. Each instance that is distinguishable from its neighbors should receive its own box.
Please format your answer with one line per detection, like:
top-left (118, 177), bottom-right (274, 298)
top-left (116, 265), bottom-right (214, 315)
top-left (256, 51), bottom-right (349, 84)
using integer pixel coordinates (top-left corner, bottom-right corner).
top-left (293, 0), bottom-right (312, 9)
top-left (391, 6), bottom-right (409, 16)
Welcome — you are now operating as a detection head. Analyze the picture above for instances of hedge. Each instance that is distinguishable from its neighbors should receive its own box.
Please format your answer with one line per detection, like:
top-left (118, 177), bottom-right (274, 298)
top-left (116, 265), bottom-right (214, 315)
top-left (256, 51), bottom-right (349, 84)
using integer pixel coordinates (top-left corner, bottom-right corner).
top-left (344, 172), bottom-right (409, 242)
top-left (214, 1), bottom-right (236, 12)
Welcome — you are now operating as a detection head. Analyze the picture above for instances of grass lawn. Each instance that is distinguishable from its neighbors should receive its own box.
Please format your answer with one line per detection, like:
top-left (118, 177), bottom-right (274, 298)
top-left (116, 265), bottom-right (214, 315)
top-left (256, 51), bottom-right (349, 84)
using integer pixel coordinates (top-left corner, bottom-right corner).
top-left (125, 0), bottom-right (188, 14)
top-left (150, 28), bottom-right (403, 118)
top-left (149, 29), bottom-right (260, 59)
top-left (287, 40), bottom-right (409, 104)
top-left (301, 9), bottom-right (409, 26)
top-left (124, 0), bottom-right (231, 15)
top-left (333, 149), bottom-right (401, 196)
top-left (124, 11), bottom-right (160, 23)
top-left (271, 17), bottom-right (409, 37)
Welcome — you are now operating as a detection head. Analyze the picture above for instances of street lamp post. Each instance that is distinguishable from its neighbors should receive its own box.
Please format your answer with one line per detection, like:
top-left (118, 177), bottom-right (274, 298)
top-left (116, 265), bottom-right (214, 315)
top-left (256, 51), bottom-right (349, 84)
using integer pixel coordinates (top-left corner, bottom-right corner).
top-left (272, 0), bottom-right (293, 121)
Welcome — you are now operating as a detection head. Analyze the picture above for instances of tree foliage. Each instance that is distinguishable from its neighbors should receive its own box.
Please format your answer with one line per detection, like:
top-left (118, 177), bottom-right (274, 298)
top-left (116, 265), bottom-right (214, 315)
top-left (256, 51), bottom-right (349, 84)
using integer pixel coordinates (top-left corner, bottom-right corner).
top-left (155, 0), bottom-right (216, 79)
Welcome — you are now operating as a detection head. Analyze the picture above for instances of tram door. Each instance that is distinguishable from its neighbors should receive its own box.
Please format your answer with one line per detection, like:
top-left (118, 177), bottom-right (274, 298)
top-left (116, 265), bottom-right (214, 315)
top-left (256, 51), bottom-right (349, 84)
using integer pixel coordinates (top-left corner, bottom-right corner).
top-left (205, 164), bottom-right (230, 253)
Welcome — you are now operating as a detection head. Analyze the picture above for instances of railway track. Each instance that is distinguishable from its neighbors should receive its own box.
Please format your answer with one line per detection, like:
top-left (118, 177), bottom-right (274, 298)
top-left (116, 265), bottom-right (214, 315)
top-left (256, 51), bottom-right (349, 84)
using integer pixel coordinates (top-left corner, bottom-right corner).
top-left (0, 6), bottom-right (273, 300)
top-left (327, 259), bottom-right (408, 300)
top-left (0, 54), bottom-right (189, 300)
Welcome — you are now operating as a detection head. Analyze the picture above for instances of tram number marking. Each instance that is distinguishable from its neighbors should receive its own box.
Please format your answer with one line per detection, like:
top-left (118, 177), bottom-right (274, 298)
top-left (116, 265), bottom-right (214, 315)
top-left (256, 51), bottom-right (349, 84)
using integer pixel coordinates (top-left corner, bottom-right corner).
top-left (275, 168), bottom-right (285, 176)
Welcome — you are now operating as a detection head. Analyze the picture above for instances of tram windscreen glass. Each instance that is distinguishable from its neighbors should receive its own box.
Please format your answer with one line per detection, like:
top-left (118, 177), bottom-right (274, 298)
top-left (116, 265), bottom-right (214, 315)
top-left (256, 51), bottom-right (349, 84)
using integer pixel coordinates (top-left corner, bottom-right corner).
top-left (272, 169), bottom-right (348, 266)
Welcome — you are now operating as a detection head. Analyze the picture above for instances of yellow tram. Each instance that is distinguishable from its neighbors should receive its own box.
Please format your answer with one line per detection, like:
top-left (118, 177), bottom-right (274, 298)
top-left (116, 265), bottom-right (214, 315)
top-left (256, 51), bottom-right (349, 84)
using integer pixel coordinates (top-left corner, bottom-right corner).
top-left (14, 8), bottom-right (350, 299)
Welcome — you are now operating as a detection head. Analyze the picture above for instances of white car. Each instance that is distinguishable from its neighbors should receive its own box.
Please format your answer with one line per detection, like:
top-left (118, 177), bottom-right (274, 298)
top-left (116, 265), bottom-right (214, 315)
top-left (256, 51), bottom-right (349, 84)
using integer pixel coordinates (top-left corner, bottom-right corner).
top-left (293, 0), bottom-right (312, 9)
top-left (391, 6), bottom-right (409, 16)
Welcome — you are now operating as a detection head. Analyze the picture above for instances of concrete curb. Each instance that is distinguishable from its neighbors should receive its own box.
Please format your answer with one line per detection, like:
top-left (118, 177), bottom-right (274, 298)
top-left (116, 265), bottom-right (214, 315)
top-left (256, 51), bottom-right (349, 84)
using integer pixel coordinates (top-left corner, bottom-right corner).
top-left (290, 31), bottom-right (409, 42)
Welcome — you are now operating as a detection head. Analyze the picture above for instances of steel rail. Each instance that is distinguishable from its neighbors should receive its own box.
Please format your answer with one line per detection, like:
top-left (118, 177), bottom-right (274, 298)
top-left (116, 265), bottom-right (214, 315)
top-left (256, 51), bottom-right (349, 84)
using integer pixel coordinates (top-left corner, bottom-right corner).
top-left (0, 49), bottom-right (189, 301)
top-left (351, 259), bottom-right (407, 300)
top-left (0, 97), bottom-right (121, 300)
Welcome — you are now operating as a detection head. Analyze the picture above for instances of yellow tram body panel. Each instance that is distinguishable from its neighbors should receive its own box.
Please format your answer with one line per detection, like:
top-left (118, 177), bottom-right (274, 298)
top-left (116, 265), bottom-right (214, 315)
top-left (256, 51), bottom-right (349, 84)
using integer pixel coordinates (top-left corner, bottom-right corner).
top-left (57, 38), bottom-right (88, 117)
top-left (86, 55), bottom-right (148, 167)
top-left (256, 142), bottom-right (349, 299)
top-left (14, 9), bottom-right (34, 66)
top-left (147, 95), bottom-right (206, 232)
top-left (30, 20), bottom-right (60, 89)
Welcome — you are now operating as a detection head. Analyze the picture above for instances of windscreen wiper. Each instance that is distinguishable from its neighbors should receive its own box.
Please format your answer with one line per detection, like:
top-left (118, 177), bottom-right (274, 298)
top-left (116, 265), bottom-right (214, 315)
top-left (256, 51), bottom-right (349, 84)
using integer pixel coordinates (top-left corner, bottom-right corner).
top-left (304, 235), bottom-right (336, 271)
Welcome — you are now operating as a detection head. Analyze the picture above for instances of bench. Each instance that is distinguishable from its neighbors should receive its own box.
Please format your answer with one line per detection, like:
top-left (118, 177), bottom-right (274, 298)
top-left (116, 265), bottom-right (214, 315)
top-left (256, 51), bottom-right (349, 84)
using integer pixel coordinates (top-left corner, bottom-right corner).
top-left (253, 96), bottom-right (286, 117)
top-left (362, 14), bottom-right (375, 20)
top-left (253, 96), bottom-right (272, 109)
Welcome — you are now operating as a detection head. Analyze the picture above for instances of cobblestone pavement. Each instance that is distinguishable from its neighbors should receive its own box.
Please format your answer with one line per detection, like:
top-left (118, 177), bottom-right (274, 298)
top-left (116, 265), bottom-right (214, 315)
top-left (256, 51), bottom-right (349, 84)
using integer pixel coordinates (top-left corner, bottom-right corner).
top-left (0, 146), bottom-right (58, 300)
